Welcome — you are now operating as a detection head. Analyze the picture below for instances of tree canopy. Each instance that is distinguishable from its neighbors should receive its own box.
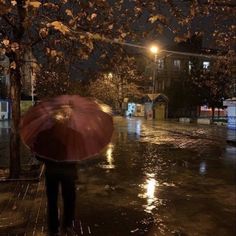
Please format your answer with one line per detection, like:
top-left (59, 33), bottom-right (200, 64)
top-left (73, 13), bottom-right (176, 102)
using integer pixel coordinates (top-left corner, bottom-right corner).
top-left (190, 52), bottom-right (235, 111)
top-left (1, 1), bottom-right (235, 62)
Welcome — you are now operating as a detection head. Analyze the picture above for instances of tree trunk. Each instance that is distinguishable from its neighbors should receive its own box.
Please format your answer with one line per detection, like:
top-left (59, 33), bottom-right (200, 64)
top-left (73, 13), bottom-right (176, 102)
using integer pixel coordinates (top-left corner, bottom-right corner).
top-left (7, 0), bottom-right (26, 178)
top-left (211, 107), bottom-right (215, 120)
top-left (197, 106), bottom-right (201, 117)
top-left (9, 53), bottom-right (22, 178)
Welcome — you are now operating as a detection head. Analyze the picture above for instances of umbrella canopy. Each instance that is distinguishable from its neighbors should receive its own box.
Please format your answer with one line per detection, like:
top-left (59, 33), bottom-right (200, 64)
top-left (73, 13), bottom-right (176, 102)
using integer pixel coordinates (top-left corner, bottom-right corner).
top-left (20, 95), bottom-right (114, 162)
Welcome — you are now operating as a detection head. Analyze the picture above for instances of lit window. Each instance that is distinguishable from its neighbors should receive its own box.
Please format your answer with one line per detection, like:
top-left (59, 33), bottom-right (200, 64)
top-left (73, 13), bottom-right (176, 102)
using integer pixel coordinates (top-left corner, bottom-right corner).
top-left (203, 61), bottom-right (210, 69)
top-left (173, 59), bottom-right (181, 70)
top-left (157, 59), bottom-right (164, 70)
top-left (188, 61), bottom-right (193, 73)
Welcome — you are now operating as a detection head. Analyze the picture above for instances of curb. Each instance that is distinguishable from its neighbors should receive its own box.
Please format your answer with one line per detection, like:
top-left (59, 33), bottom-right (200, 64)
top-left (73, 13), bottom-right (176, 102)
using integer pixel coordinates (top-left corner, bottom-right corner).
top-left (0, 164), bottom-right (44, 182)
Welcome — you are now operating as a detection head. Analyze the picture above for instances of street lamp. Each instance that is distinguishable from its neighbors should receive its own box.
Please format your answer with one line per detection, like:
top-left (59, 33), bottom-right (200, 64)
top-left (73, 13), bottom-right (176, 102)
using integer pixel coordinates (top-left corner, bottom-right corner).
top-left (149, 45), bottom-right (159, 95)
top-left (149, 45), bottom-right (159, 119)
top-left (31, 72), bottom-right (34, 105)
top-left (150, 45), bottom-right (159, 55)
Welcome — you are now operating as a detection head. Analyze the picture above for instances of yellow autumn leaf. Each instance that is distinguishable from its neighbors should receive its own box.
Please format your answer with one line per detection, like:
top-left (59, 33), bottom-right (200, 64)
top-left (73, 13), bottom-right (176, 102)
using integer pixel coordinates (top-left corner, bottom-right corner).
top-left (39, 28), bottom-right (48, 38)
top-left (57, 51), bottom-right (63, 57)
top-left (148, 14), bottom-right (166, 24)
top-left (100, 54), bottom-right (106, 58)
top-left (77, 49), bottom-right (89, 60)
top-left (11, 0), bottom-right (17, 6)
top-left (108, 24), bottom-right (113, 30)
top-left (79, 35), bottom-right (86, 39)
top-left (46, 48), bottom-right (50, 54)
top-left (0, 3), bottom-right (11, 15)
top-left (149, 15), bottom-right (158, 23)
top-left (10, 61), bottom-right (16, 69)
top-left (2, 39), bottom-right (10, 46)
top-left (11, 42), bottom-right (19, 51)
top-left (81, 39), bottom-right (93, 50)
top-left (50, 50), bottom-right (57, 57)
top-left (43, 3), bottom-right (59, 9)
top-left (121, 33), bottom-right (126, 38)
top-left (68, 19), bottom-right (75, 25)
top-left (190, 6), bottom-right (195, 16)
top-left (50, 21), bottom-right (70, 35)
top-left (25, 0), bottom-right (41, 8)
top-left (89, 2), bottom-right (94, 7)
top-left (174, 36), bottom-right (188, 43)
top-left (91, 13), bottom-right (97, 20)
top-left (0, 48), bottom-right (6, 55)
top-left (86, 32), bottom-right (93, 39)
top-left (134, 7), bottom-right (141, 13)
top-left (65, 9), bottom-right (73, 17)
top-left (92, 33), bottom-right (102, 40)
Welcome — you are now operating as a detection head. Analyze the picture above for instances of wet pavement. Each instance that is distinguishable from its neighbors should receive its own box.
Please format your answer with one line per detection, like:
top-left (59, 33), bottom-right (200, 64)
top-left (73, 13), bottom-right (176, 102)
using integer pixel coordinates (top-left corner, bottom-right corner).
top-left (0, 117), bottom-right (235, 235)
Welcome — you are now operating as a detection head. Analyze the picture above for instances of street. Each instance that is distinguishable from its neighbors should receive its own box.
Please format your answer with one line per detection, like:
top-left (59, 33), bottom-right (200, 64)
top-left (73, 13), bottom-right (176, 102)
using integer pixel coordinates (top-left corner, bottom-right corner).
top-left (0, 117), bottom-right (236, 235)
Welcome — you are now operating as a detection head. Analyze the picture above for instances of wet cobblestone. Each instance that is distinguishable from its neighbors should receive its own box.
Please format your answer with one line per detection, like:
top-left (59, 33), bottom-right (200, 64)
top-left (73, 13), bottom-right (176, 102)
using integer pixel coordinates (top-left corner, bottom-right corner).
top-left (0, 117), bottom-right (235, 235)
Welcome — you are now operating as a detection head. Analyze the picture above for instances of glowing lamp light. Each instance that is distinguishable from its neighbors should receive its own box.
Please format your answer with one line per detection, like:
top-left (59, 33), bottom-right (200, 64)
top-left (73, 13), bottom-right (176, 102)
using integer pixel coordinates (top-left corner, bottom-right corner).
top-left (108, 72), bottom-right (113, 78)
top-left (150, 45), bottom-right (159, 54)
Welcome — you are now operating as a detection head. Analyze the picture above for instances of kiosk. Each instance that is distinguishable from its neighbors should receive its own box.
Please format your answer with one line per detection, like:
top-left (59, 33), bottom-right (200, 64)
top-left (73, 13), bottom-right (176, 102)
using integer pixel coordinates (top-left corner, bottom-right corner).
top-left (223, 98), bottom-right (236, 130)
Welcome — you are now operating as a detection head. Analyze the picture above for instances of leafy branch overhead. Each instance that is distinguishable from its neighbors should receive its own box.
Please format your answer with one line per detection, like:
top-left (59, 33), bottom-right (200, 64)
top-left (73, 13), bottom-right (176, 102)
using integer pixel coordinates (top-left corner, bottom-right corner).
top-left (1, 0), bottom-right (235, 59)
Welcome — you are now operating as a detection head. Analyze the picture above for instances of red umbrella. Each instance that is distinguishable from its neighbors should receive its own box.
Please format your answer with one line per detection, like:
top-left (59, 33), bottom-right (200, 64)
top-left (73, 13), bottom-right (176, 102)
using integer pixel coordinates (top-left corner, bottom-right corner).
top-left (20, 95), bottom-right (114, 162)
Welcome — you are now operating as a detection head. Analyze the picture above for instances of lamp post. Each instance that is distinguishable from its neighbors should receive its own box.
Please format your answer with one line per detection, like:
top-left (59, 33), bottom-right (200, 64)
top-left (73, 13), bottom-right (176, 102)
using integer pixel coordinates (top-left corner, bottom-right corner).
top-left (31, 73), bottom-right (34, 105)
top-left (150, 45), bottom-right (158, 94)
top-left (149, 45), bottom-right (159, 119)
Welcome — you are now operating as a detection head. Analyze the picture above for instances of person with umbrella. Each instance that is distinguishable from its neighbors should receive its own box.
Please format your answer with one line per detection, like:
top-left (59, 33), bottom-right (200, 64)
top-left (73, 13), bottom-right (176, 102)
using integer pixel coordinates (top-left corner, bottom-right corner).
top-left (34, 124), bottom-right (78, 235)
top-left (20, 95), bottom-right (114, 236)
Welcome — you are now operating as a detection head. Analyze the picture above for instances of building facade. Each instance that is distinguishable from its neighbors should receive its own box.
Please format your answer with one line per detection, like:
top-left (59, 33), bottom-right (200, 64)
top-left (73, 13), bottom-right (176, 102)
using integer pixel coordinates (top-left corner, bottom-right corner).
top-left (0, 54), bottom-right (10, 98)
top-left (0, 49), bottom-right (38, 100)
top-left (141, 38), bottom-right (235, 119)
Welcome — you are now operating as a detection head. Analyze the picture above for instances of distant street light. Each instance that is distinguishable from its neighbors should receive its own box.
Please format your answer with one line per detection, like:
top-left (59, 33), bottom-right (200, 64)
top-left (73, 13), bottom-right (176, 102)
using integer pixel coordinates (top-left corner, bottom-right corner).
top-left (108, 72), bottom-right (113, 79)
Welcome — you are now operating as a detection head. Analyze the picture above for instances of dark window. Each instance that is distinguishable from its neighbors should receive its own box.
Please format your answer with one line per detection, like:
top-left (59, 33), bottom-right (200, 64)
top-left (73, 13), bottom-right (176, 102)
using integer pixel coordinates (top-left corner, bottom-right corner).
top-left (1, 102), bottom-right (7, 112)
top-left (0, 75), bottom-right (6, 84)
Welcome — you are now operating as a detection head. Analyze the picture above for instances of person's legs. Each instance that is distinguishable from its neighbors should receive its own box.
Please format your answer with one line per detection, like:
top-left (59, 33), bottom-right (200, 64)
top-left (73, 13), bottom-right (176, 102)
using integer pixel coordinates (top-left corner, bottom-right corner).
top-left (61, 175), bottom-right (76, 229)
top-left (45, 172), bottom-right (60, 234)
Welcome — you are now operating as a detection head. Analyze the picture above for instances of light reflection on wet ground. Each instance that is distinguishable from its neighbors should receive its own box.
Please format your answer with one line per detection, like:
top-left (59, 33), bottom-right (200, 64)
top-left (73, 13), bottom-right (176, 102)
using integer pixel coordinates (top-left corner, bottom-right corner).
top-left (76, 117), bottom-right (236, 235)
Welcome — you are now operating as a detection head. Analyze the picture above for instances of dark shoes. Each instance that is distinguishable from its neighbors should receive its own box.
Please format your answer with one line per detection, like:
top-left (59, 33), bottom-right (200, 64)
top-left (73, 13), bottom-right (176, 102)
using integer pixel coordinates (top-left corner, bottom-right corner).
top-left (48, 221), bottom-right (77, 235)
top-left (48, 227), bottom-right (77, 236)
top-left (62, 226), bottom-right (77, 235)
top-left (48, 232), bottom-right (60, 236)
